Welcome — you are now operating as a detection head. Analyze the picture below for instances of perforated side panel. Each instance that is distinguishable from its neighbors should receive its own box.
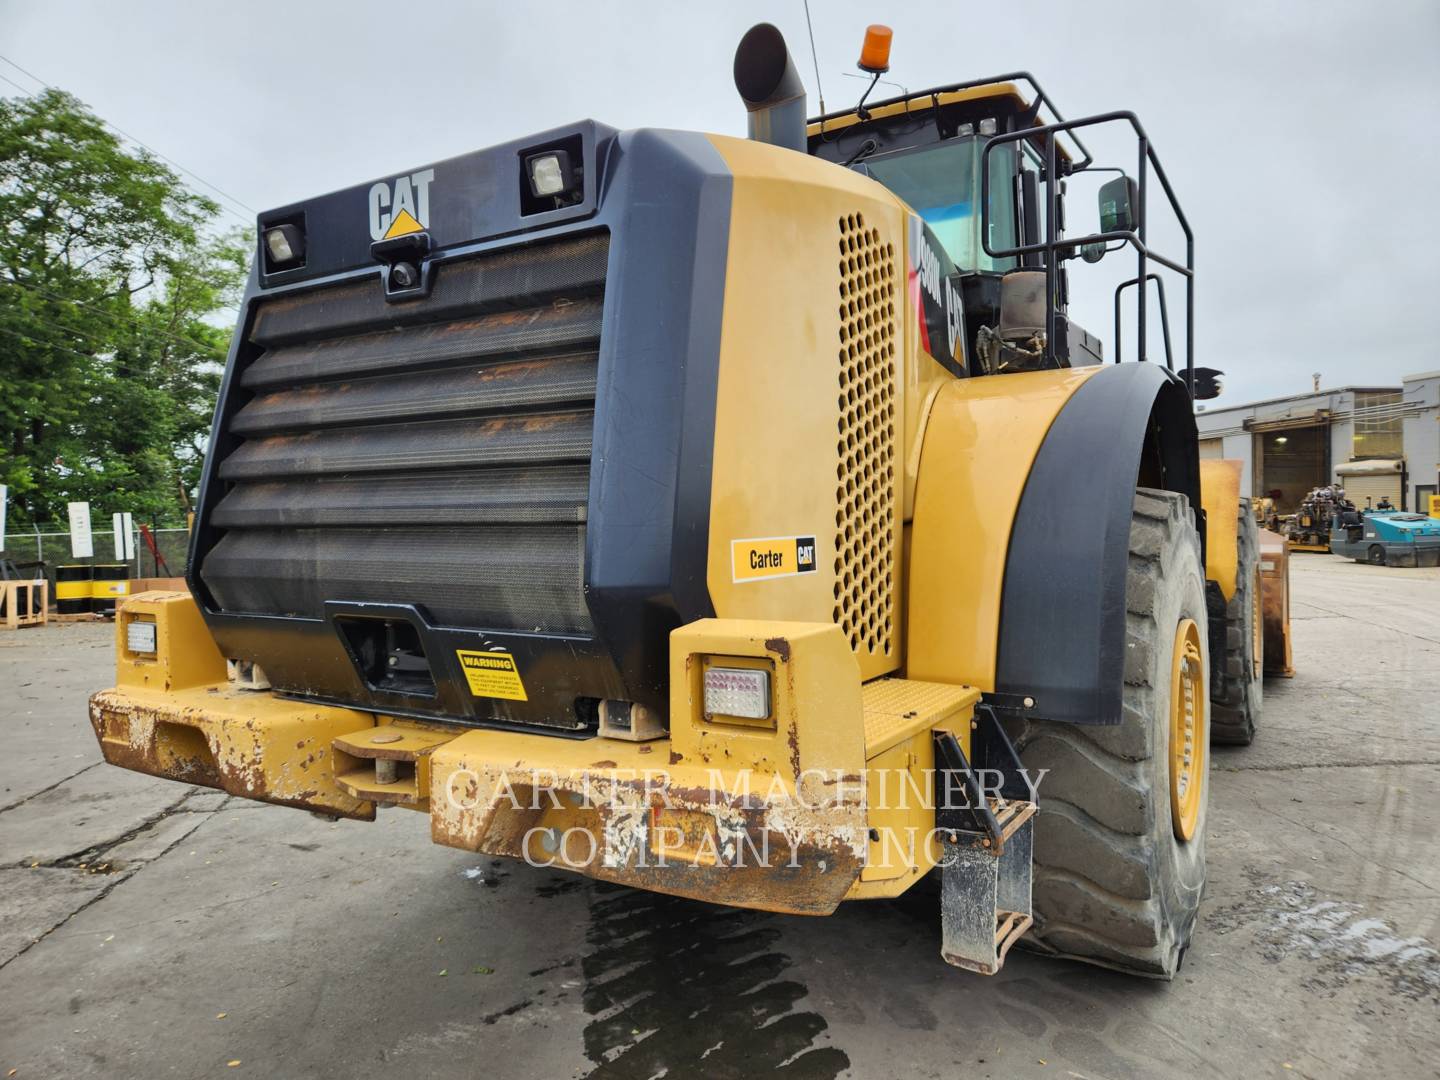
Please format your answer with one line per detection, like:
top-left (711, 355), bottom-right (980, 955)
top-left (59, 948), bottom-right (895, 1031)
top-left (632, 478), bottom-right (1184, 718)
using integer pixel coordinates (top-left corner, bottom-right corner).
top-left (834, 212), bottom-right (898, 658)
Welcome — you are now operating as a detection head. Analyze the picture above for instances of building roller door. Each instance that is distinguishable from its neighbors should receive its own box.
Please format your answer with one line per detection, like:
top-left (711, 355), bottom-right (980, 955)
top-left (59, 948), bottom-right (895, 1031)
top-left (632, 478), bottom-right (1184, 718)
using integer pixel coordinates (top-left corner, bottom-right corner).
top-left (1336, 459), bottom-right (1404, 510)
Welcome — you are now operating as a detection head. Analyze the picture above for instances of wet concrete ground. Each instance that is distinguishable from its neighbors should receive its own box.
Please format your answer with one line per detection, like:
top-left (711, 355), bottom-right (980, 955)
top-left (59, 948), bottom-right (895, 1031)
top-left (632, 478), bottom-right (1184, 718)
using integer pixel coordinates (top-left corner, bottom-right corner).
top-left (1, 555), bottom-right (1437, 1079)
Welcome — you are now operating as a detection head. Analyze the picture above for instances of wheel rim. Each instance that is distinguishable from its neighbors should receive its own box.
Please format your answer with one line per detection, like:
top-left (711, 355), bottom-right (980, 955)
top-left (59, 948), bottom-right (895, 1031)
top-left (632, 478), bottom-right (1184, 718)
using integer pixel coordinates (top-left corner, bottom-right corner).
top-left (1251, 568), bottom-right (1263, 679)
top-left (1168, 618), bottom-right (1205, 841)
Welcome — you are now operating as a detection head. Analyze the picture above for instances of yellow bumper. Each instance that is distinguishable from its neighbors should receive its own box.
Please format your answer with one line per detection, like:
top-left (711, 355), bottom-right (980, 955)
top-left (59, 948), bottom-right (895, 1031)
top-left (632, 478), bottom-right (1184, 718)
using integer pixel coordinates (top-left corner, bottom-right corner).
top-left (90, 683), bottom-right (376, 819)
top-left (92, 594), bottom-right (979, 914)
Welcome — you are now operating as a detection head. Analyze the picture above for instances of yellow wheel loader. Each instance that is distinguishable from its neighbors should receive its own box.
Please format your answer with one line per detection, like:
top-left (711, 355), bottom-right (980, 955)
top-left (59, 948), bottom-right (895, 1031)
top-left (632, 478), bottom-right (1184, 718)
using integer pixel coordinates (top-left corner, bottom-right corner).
top-left (88, 23), bottom-right (1285, 979)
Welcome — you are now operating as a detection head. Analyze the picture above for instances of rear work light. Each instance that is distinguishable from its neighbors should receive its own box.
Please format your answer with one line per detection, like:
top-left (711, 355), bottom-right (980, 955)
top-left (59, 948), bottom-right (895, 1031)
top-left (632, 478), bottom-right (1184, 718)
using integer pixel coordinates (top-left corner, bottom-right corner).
top-left (262, 223), bottom-right (305, 271)
top-left (126, 620), bottom-right (157, 655)
top-left (526, 151), bottom-right (572, 198)
top-left (703, 666), bottom-right (771, 720)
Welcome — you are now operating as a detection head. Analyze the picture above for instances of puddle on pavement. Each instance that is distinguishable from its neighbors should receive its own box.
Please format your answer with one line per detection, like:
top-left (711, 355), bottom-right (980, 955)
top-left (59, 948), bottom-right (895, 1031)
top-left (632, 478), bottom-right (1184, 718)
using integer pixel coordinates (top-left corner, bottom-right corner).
top-left (578, 883), bottom-right (849, 1079)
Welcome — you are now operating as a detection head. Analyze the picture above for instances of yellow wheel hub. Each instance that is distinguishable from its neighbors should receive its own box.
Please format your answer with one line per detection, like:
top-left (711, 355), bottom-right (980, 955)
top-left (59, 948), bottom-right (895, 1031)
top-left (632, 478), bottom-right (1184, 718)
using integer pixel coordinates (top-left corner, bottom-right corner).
top-left (1168, 618), bottom-right (1205, 841)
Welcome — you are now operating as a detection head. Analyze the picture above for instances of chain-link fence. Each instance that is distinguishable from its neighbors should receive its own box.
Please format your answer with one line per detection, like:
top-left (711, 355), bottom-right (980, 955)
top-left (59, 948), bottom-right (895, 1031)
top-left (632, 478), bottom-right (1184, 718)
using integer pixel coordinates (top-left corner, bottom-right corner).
top-left (2, 524), bottom-right (191, 583)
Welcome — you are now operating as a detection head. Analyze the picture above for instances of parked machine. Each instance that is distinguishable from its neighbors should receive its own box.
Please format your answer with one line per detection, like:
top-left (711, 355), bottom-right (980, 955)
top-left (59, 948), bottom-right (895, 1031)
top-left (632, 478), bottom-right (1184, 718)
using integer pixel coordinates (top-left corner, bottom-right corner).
top-left (1252, 495), bottom-right (1281, 534)
top-left (87, 23), bottom-right (1284, 980)
top-left (1283, 485), bottom-right (1353, 552)
top-left (1329, 508), bottom-right (1440, 567)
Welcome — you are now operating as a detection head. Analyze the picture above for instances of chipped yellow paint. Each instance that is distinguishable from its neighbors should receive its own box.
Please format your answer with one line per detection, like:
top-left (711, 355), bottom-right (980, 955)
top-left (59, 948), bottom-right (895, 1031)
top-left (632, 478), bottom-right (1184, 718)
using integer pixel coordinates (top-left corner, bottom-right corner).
top-left (91, 598), bottom-right (979, 914)
top-left (90, 682), bottom-right (376, 819)
top-left (429, 619), bottom-right (876, 913)
top-left (92, 593), bottom-right (375, 818)
top-left (332, 721), bottom-right (460, 810)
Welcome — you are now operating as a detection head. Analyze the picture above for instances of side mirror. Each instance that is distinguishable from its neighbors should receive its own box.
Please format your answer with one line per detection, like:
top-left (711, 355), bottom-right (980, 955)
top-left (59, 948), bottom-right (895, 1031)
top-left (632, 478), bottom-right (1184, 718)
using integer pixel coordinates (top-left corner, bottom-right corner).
top-left (1098, 175), bottom-right (1138, 233)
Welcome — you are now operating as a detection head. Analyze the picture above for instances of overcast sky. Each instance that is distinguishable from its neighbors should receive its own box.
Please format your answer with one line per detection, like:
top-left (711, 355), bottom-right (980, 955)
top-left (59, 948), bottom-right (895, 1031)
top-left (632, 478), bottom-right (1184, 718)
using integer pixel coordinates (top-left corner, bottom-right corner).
top-left (4, 0), bottom-right (1438, 403)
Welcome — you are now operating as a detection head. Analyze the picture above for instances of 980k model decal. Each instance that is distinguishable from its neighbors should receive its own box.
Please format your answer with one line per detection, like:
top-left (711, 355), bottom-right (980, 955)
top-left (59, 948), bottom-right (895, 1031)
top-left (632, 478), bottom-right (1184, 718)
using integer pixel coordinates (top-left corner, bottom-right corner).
top-left (907, 215), bottom-right (967, 375)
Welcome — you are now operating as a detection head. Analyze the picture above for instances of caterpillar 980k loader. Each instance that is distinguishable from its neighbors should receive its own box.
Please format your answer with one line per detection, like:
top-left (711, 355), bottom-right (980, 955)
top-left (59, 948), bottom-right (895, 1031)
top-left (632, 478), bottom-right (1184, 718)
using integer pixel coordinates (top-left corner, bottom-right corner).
top-left (89, 23), bottom-right (1279, 979)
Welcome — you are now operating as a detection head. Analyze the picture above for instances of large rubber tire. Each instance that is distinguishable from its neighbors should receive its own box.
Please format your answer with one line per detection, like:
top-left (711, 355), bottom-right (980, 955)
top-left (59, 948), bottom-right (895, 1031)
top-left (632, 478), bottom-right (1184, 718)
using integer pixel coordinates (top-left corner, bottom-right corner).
top-left (1211, 500), bottom-right (1263, 745)
top-left (1009, 488), bottom-right (1210, 979)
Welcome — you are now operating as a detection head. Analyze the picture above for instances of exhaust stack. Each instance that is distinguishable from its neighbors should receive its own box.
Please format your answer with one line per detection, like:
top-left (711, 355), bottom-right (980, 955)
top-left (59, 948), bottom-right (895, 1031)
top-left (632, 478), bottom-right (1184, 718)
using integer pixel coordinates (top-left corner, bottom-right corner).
top-left (733, 23), bottom-right (807, 153)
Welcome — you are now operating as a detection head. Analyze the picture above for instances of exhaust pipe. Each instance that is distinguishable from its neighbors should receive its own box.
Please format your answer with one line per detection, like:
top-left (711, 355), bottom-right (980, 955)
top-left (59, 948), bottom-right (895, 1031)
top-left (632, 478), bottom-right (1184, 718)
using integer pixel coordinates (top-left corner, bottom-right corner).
top-left (733, 23), bottom-right (807, 153)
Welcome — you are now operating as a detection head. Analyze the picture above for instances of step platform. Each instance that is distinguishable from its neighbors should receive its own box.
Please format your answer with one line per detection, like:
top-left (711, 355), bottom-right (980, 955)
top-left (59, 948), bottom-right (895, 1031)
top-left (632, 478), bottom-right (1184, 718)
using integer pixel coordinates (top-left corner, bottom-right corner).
top-left (940, 796), bottom-right (1036, 975)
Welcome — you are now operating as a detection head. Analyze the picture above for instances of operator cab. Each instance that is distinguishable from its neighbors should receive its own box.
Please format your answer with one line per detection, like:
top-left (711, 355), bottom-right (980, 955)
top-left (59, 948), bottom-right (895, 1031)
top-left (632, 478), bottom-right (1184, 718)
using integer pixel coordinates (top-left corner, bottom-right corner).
top-left (807, 80), bottom-right (1104, 375)
top-left (733, 21), bottom-right (1203, 395)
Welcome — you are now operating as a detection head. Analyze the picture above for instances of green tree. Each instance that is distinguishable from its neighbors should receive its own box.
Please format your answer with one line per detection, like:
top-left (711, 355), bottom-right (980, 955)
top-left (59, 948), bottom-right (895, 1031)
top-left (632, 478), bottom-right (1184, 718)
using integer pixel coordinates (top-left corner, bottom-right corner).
top-left (0, 87), bottom-right (246, 527)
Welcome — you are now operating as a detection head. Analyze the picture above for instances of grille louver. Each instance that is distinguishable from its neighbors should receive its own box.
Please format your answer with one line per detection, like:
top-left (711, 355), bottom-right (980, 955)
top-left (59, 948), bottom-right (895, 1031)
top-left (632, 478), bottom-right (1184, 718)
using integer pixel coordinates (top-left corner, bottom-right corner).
top-left (200, 233), bottom-right (609, 635)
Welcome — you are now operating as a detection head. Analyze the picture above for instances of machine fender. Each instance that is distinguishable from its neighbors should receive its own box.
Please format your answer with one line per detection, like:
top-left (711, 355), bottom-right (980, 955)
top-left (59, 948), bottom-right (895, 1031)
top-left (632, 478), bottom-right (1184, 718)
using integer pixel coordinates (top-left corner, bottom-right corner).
top-left (905, 367), bottom-right (1101, 695)
top-left (993, 363), bottom-right (1201, 725)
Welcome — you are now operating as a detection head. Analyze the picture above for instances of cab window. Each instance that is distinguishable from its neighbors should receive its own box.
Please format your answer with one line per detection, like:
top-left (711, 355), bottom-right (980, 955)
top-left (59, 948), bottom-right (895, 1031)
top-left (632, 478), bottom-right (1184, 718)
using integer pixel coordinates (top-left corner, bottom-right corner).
top-left (864, 136), bottom-right (1018, 272)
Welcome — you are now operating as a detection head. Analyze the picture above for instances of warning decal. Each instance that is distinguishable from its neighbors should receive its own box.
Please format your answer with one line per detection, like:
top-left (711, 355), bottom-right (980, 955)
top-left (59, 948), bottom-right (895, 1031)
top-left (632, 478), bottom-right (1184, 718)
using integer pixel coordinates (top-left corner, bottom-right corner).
top-left (731, 535), bottom-right (817, 584)
top-left (455, 649), bottom-right (529, 701)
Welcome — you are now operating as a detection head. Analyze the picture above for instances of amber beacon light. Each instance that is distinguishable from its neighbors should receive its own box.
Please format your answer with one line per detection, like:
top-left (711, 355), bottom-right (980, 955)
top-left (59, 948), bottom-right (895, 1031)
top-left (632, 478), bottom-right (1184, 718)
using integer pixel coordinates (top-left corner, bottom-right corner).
top-left (858, 24), bottom-right (893, 73)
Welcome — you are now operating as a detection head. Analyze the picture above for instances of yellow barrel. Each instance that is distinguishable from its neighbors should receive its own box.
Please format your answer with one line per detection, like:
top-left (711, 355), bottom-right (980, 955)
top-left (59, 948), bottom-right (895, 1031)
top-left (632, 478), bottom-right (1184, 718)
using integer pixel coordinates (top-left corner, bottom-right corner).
top-left (56, 565), bottom-right (94, 614)
top-left (90, 563), bottom-right (131, 616)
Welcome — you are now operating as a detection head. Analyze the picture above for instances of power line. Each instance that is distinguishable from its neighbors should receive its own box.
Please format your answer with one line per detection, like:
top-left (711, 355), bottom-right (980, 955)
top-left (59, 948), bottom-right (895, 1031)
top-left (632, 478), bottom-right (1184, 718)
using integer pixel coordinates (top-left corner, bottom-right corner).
top-left (4, 275), bottom-right (226, 356)
top-left (4, 285), bottom-right (229, 365)
top-left (0, 70), bottom-right (31, 96)
top-left (0, 53), bottom-right (257, 224)
top-left (0, 324), bottom-right (104, 364)
top-left (0, 303), bottom-right (129, 358)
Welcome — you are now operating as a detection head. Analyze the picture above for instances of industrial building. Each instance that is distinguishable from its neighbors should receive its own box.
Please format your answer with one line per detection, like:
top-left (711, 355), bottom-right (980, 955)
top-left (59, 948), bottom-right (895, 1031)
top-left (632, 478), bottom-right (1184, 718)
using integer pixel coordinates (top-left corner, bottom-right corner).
top-left (1195, 371), bottom-right (1440, 514)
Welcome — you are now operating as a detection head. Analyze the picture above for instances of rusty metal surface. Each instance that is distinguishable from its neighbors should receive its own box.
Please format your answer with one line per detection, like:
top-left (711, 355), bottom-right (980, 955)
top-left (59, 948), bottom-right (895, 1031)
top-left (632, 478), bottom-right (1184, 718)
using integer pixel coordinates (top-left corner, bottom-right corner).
top-left (1257, 528), bottom-right (1295, 678)
top-left (428, 730), bottom-right (868, 916)
top-left (332, 721), bottom-right (460, 808)
top-left (89, 685), bottom-right (375, 820)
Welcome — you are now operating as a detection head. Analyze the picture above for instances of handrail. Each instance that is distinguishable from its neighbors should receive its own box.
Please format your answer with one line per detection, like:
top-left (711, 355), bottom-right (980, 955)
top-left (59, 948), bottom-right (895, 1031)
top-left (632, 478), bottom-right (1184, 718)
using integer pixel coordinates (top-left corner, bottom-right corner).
top-left (978, 110), bottom-right (1194, 391)
top-left (1114, 274), bottom-right (1173, 370)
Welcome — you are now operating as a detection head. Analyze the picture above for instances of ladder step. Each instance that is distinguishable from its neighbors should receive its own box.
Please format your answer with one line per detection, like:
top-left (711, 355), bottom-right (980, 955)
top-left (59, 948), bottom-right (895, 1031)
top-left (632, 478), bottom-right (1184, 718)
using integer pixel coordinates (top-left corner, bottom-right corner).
top-left (940, 807), bottom-right (1036, 975)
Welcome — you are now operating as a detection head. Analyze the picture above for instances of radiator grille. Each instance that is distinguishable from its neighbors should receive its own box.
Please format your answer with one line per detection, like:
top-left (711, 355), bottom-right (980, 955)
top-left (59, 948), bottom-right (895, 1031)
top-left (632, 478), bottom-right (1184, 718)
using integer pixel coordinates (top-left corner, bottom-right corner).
top-left (834, 213), bottom-right (897, 657)
top-left (200, 233), bottom-right (608, 634)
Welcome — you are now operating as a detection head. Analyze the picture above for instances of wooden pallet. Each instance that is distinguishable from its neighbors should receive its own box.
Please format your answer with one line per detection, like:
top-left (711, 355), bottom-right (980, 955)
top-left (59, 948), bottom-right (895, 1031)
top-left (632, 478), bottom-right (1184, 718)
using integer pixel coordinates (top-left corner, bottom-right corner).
top-left (1, 580), bottom-right (48, 630)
